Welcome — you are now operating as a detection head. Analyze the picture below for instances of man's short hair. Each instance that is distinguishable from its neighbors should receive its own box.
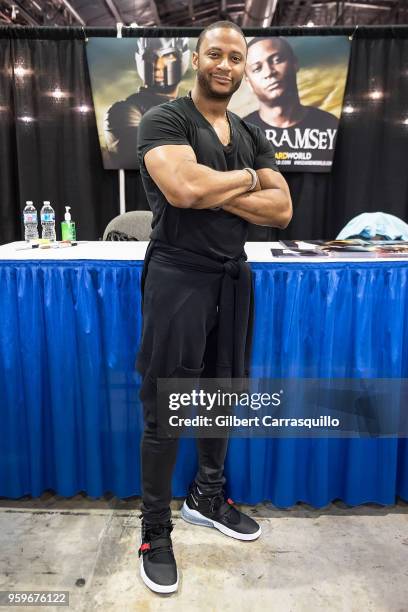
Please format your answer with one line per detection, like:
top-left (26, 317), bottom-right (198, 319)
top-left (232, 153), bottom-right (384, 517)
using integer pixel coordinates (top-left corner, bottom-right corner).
top-left (247, 36), bottom-right (296, 62)
top-left (195, 21), bottom-right (247, 54)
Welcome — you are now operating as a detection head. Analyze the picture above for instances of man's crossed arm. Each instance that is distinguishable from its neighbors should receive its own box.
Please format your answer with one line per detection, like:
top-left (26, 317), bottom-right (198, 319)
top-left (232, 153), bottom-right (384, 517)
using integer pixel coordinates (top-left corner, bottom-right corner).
top-left (222, 168), bottom-right (292, 228)
top-left (144, 144), bottom-right (292, 229)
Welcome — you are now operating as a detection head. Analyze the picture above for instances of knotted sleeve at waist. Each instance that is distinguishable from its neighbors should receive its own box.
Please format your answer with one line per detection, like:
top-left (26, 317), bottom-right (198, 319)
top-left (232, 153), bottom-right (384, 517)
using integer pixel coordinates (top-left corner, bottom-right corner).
top-left (141, 240), bottom-right (253, 379)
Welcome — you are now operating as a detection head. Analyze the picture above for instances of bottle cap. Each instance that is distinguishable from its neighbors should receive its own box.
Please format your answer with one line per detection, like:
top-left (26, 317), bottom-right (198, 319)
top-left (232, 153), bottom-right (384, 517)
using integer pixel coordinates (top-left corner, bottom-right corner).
top-left (43, 201), bottom-right (50, 205)
top-left (64, 206), bottom-right (71, 222)
top-left (26, 201), bottom-right (33, 205)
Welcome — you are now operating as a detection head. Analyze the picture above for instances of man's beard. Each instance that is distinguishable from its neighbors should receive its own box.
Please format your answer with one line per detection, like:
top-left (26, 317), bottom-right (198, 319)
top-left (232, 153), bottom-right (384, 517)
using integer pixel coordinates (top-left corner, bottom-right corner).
top-left (197, 69), bottom-right (242, 100)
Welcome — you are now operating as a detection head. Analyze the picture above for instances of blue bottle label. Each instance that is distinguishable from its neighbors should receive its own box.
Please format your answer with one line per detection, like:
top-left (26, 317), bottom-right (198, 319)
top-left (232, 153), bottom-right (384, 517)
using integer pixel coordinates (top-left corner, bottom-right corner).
top-left (41, 213), bottom-right (54, 222)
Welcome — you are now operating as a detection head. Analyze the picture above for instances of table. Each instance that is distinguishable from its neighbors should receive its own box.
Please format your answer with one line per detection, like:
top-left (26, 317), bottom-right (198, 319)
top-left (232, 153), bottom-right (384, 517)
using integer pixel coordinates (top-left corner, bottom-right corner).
top-left (0, 241), bottom-right (407, 507)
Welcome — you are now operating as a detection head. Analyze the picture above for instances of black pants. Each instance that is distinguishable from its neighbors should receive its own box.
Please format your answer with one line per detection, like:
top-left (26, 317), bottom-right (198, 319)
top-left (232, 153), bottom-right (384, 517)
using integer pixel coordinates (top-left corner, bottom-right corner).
top-left (137, 256), bottom-right (229, 525)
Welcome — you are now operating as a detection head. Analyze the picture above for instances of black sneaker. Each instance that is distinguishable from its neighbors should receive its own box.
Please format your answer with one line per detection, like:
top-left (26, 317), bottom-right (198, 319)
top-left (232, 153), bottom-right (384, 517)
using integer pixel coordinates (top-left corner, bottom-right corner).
top-left (181, 483), bottom-right (261, 541)
top-left (138, 520), bottom-right (178, 594)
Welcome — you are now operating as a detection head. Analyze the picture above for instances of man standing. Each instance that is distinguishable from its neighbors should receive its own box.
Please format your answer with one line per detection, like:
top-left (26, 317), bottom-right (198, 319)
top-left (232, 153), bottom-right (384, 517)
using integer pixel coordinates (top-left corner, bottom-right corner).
top-left (136, 21), bottom-right (292, 594)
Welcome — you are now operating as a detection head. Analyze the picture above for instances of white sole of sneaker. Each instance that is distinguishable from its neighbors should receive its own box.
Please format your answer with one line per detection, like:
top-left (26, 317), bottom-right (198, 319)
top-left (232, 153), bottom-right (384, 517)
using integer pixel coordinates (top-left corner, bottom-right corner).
top-left (181, 501), bottom-right (262, 541)
top-left (140, 557), bottom-right (179, 594)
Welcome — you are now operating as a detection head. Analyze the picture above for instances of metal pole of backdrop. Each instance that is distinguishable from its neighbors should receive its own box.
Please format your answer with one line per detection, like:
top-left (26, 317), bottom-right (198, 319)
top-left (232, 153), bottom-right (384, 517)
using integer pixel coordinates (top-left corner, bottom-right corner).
top-left (116, 22), bottom-right (126, 214)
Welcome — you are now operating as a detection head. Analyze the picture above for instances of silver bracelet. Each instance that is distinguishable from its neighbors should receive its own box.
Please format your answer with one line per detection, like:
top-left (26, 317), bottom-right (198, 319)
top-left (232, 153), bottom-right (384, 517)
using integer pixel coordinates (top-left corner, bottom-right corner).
top-left (243, 167), bottom-right (258, 192)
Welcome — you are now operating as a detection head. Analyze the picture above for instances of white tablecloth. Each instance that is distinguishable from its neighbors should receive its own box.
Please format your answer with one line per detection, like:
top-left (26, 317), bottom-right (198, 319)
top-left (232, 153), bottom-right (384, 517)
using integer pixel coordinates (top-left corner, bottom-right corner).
top-left (0, 240), bottom-right (407, 263)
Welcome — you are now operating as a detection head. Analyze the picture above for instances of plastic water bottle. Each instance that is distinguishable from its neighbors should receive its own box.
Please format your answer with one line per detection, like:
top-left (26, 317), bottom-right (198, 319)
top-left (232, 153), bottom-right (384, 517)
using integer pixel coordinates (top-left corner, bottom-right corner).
top-left (23, 200), bottom-right (39, 241)
top-left (40, 200), bottom-right (56, 241)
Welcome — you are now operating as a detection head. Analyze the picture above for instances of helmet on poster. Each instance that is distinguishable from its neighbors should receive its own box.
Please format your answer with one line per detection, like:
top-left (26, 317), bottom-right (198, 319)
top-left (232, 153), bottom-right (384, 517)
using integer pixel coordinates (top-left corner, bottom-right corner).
top-left (135, 37), bottom-right (190, 89)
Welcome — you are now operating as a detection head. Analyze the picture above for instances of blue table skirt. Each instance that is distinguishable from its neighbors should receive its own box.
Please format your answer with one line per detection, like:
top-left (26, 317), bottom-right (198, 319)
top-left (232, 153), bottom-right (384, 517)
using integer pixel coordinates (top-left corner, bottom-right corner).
top-left (1, 259), bottom-right (407, 506)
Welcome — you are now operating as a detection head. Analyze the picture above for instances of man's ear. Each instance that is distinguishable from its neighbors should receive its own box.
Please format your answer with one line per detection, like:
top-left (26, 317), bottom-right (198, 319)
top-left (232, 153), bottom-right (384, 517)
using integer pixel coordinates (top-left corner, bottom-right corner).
top-left (191, 51), bottom-right (198, 71)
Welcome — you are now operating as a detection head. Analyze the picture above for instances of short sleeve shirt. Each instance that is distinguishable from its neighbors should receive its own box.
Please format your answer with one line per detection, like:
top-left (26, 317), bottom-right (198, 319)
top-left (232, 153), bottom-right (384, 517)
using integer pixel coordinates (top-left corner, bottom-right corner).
top-left (137, 95), bottom-right (279, 261)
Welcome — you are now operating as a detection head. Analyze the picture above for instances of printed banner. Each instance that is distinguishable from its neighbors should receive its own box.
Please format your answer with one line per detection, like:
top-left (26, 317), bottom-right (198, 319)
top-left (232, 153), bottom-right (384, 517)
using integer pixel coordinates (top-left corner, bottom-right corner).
top-left (86, 36), bottom-right (350, 172)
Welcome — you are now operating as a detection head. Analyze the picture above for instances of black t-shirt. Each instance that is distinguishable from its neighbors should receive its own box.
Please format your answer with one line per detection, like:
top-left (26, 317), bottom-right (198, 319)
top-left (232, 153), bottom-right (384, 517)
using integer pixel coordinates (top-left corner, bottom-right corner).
top-left (244, 106), bottom-right (338, 132)
top-left (137, 95), bottom-right (279, 261)
top-left (243, 106), bottom-right (338, 164)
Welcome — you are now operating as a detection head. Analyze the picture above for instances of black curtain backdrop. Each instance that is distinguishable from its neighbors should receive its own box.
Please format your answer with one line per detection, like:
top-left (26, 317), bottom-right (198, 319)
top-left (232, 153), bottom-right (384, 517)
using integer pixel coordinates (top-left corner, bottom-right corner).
top-left (0, 25), bottom-right (407, 244)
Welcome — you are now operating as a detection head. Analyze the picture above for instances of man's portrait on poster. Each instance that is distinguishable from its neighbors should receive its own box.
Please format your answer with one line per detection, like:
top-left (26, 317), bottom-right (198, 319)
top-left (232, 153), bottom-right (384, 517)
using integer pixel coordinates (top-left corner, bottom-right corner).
top-left (243, 37), bottom-right (339, 170)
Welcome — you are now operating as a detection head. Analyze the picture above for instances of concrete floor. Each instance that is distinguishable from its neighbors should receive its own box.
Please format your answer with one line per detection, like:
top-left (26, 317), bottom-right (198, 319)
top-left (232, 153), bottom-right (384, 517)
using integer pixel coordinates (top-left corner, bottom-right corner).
top-left (0, 494), bottom-right (407, 612)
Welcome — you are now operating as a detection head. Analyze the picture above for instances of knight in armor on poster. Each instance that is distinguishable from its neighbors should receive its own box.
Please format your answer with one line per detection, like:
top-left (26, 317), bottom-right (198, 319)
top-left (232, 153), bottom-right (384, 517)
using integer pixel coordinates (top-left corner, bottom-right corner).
top-left (104, 37), bottom-right (190, 169)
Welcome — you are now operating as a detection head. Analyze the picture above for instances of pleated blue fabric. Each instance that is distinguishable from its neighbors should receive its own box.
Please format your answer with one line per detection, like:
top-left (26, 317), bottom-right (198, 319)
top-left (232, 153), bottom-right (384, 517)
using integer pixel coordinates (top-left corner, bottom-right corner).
top-left (0, 258), bottom-right (407, 506)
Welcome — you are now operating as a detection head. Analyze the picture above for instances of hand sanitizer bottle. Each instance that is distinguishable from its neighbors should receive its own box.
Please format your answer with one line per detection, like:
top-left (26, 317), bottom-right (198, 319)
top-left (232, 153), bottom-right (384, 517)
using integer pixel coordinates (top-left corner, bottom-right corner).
top-left (61, 206), bottom-right (76, 241)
